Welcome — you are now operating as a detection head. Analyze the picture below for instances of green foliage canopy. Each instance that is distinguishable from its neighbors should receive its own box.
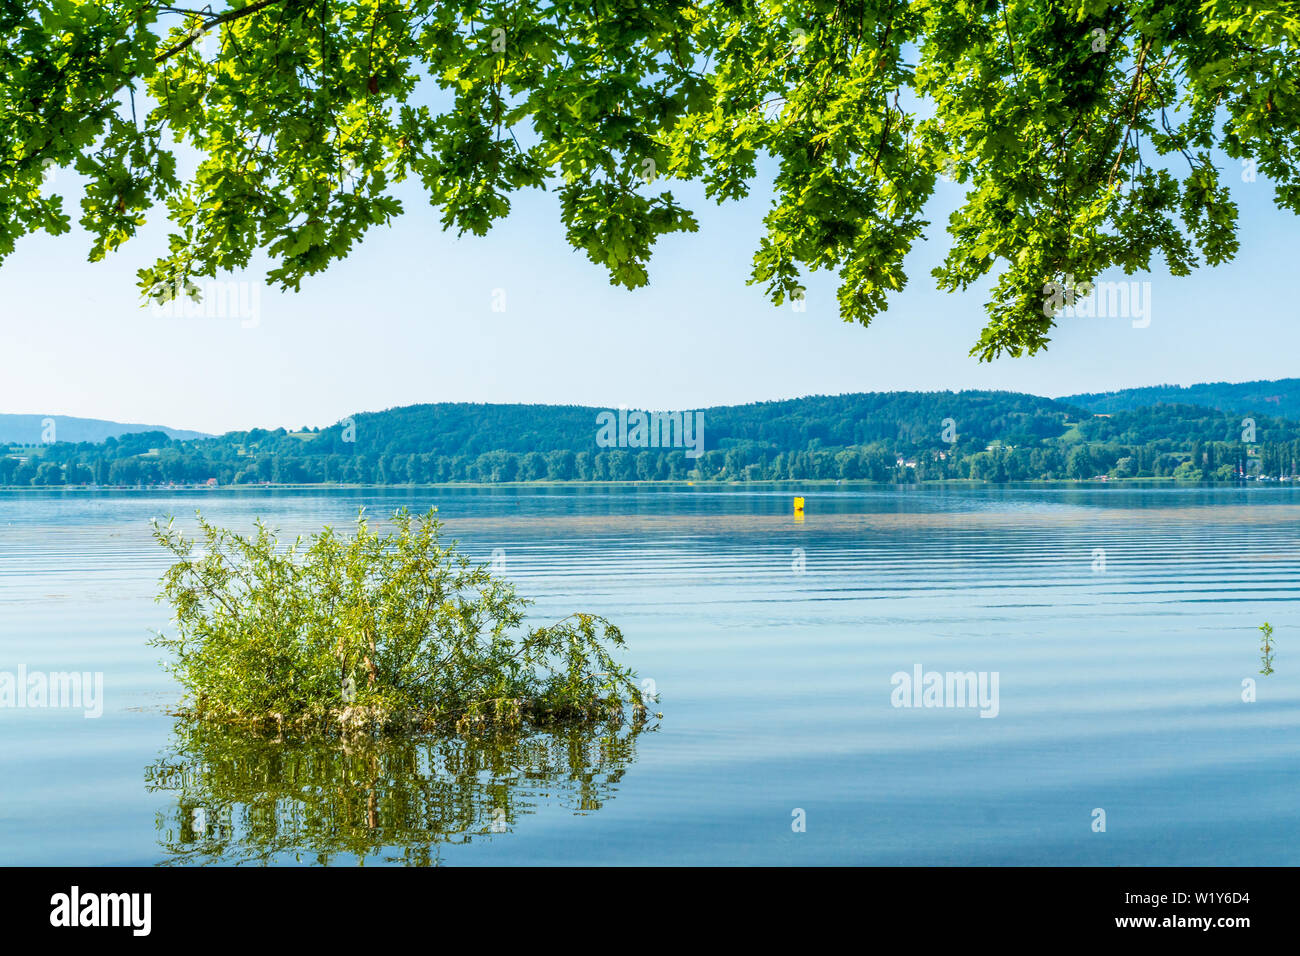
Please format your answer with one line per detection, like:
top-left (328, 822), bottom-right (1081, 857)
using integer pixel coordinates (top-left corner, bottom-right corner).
top-left (3, 1), bottom-right (1297, 356)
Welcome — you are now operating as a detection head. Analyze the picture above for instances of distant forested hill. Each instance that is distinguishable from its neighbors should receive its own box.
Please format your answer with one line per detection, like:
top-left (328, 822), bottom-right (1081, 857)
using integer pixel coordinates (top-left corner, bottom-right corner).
top-left (1061, 379), bottom-right (1300, 420)
top-left (299, 392), bottom-right (1084, 458)
top-left (0, 414), bottom-right (208, 445)
top-left (5, 390), bottom-right (1300, 486)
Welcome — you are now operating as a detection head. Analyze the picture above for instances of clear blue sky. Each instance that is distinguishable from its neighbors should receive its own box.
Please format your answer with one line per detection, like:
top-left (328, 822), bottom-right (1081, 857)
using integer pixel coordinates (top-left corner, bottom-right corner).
top-left (1, 154), bottom-right (1295, 435)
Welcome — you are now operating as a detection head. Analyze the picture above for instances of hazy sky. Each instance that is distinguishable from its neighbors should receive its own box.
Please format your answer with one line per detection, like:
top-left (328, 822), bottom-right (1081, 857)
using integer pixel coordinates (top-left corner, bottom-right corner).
top-left (1, 154), bottom-right (1295, 435)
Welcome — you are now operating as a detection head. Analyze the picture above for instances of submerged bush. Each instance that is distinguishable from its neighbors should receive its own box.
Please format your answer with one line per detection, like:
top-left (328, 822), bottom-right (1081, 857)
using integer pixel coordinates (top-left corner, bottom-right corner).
top-left (151, 508), bottom-right (654, 734)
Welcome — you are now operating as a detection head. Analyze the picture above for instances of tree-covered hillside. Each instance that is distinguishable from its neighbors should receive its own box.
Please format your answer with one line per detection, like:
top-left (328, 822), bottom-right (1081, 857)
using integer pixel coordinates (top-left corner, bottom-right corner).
top-left (1061, 379), bottom-right (1300, 421)
top-left (4, 391), bottom-right (1300, 487)
top-left (297, 392), bottom-right (1081, 458)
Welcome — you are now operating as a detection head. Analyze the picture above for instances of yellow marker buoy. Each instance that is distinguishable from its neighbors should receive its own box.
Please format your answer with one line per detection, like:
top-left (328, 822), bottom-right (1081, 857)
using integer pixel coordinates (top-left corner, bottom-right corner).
top-left (793, 496), bottom-right (805, 513)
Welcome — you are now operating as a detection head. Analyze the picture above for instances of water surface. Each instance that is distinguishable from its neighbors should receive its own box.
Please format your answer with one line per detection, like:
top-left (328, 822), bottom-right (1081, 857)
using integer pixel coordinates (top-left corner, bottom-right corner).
top-left (1, 483), bottom-right (1297, 864)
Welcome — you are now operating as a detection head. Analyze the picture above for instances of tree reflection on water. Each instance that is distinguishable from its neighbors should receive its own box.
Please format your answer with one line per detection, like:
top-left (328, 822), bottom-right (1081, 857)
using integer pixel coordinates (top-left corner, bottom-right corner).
top-left (145, 719), bottom-right (651, 865)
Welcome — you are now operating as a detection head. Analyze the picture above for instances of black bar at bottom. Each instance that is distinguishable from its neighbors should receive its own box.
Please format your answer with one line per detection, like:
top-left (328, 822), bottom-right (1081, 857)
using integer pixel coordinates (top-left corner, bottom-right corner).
top-left (2, 866), bottom-right (1270, 941)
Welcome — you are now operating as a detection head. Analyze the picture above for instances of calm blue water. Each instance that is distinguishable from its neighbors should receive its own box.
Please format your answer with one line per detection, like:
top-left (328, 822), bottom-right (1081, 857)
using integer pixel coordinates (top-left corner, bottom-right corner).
top-left (1, 483), bottom-right (1297, 865)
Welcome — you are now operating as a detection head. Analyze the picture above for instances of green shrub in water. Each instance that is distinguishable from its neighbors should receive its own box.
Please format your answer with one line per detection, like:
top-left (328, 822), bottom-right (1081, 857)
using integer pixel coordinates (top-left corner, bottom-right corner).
top-left (151, 508), bottom-right (654, 734)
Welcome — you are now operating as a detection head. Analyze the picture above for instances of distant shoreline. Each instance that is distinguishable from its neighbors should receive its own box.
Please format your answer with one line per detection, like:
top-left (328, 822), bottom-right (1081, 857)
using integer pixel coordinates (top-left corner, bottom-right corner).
top-left (2, 476), bottom-right (1293, 492)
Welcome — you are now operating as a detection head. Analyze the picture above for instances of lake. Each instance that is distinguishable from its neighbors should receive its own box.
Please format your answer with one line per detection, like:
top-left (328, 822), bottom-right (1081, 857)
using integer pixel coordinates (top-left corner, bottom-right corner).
top-left (1, 483), bottom-right (1297, 865)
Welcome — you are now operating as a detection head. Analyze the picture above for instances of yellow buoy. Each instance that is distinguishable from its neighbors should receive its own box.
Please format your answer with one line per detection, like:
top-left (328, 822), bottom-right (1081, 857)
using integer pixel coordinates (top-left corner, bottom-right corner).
top-left (793, 496), bottom-right (805, 513)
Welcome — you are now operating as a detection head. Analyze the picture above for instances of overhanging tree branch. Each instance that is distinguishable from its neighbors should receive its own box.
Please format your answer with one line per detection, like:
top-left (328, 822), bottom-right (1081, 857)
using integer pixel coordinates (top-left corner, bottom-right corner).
top-left (153, 0), bottom-right (286, 63)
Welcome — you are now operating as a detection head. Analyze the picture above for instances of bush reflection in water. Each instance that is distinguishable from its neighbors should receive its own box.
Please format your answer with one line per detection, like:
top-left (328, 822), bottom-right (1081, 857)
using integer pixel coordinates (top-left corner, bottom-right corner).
top-left (145, 719), bottom-right (652, 865)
